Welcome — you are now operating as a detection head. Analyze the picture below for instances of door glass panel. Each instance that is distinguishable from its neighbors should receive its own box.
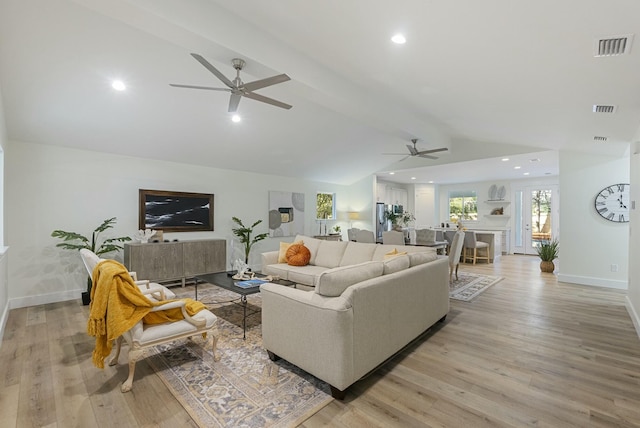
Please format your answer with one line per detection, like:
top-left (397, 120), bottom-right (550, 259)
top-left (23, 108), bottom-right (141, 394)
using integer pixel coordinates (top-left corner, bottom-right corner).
top-left (531, 190), bottom-right (552, 248)
top-left (514, 191), bottom-right (523, 247)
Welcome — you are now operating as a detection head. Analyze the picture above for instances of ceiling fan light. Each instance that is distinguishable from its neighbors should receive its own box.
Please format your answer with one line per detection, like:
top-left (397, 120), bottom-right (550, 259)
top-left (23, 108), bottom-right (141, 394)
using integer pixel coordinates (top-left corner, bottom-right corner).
top-left (231, 114), bottom-right (241, 123)
top-left (391, 34), bottom-right (406, 44)
top-left (111, 80), bottom-right (126, 91)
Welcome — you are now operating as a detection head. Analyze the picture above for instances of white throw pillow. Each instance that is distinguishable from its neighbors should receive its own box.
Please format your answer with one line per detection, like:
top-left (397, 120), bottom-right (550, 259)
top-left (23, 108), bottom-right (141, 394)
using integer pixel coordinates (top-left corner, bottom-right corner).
top-left (382, 254), bottom-right (410, 275)
top-left (316, 261), bottom-right (383, 297)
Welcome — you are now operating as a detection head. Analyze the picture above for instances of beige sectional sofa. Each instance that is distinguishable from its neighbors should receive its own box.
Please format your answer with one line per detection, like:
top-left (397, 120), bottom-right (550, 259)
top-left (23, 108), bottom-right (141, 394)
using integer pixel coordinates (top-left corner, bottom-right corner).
top-left (259, 235), bottom-right (449, 399)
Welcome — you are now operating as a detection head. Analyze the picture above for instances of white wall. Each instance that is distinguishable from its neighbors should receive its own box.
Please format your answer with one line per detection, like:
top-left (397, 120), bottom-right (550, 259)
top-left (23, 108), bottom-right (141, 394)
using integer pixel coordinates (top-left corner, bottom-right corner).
top-left (0, 84), bottom-right (7, 343)
top-left (5, 141), bottom-right (366, 309)
top-left (558, 151), bottom-right (629, 289)
top-left (627, 147), bottom-right (640, 335)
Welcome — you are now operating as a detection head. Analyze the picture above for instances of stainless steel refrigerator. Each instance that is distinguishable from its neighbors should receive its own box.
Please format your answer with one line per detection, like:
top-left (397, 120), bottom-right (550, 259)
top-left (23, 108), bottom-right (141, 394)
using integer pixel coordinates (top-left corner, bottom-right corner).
top-left (375, 202), bottom-right (388, 242)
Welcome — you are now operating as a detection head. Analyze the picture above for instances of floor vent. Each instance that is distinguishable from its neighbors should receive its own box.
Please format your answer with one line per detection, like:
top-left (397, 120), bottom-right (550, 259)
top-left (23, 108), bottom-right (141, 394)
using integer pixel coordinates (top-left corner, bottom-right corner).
top-left (594, 35), bottom-right (633, 56)
top-left (593, 105), bottom-right (616, 113)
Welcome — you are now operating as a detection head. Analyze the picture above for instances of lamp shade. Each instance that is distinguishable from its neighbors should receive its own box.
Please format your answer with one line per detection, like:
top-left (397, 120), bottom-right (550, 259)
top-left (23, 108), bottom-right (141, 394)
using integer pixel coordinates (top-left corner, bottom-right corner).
top-left (348, 211), bottom-right (360, 220)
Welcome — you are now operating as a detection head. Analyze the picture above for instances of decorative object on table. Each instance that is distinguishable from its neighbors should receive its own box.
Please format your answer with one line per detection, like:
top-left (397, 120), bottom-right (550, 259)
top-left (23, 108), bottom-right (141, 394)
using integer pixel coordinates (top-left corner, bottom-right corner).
top-left (594, 183), bottom-right (630, 223)
top-left (134, 228), bottom-right (156, 243)
top-left (139, 189), bottom-right (214, 232)
top-left (231, 217), bottom-right (269, 264)
top-left (490, 207), bottom-right (504, 215)
top-left (449, 272), bottom-right (503, 301)
top-left (332, 225), bottom-right (341, 234)
top-left (51, 217), bottom-right (131, 305)
top-left (231, 259), bottom-right (255, 280)
top-left (536, 238), bottom-right (559, 273)
top-left (268, 191), bottom-right (305, 237)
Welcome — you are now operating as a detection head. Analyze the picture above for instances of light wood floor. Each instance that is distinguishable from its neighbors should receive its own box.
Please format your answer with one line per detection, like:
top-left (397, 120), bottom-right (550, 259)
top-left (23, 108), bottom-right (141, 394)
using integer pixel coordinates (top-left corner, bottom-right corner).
top-left (2, 255), bottom-right (640, 427)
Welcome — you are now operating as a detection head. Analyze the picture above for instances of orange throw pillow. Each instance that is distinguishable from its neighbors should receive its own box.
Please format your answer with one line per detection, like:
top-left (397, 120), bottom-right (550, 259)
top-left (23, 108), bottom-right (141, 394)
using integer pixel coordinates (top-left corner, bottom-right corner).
top-left (286, 244), bottom-right (311, 266)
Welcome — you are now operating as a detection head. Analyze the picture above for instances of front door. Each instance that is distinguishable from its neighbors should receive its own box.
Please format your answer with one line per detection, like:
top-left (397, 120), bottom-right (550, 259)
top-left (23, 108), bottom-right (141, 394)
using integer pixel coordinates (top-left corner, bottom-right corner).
top-left (513, 186), bottom-right (558, 255)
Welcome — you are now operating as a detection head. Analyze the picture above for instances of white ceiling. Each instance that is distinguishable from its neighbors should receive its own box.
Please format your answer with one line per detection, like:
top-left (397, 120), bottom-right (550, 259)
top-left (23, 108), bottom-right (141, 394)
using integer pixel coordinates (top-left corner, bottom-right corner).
top-left (1, 0), bottom-right (639, 185)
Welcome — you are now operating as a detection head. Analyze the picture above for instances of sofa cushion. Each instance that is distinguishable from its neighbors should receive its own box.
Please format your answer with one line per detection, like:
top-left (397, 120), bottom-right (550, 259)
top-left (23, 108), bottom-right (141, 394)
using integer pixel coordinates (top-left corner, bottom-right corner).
top-left (287, 264), bottom-right (331, 286)
top-left (408, 251), bottom-right (438, 267)
top-left (382, 254), bottom-right (410, 274)
top-left (278, 240), bottom-right (303, 263)
top-left (316, 261), bottom-right (384, 297)
top-left (295, 235), bottom-right (322, 265)
top-left (314, 240), bottom-right (349, 268)
top-left (287, 244), bottom-right (311, 266)
top-left (339, 242), bottom-right (378, 266)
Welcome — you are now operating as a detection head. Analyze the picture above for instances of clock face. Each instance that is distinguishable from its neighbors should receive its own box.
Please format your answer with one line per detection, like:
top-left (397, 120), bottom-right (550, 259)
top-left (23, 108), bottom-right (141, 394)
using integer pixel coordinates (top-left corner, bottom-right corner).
top-left (594, 183), bottom-right (630, 223)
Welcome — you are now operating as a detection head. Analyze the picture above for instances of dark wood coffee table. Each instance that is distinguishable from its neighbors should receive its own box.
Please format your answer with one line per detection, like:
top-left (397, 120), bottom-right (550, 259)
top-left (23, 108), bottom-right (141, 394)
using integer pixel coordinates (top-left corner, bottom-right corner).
top-left (194, 272), bottom-right (294, 339)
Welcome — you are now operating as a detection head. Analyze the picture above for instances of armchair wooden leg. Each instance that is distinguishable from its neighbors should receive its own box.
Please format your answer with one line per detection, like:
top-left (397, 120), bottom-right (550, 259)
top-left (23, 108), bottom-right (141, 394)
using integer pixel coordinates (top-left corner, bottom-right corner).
top-left (121, 348), bottom-right (143, 393)
top-left (108, 336), bottom-right (123, 367)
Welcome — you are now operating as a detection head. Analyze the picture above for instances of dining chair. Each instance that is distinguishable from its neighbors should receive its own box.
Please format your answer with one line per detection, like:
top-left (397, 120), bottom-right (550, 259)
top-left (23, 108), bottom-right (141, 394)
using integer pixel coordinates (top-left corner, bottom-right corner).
top-left (448, 231), bottom-right (465, 282)
top-left (347, 228), bottom-right (359, 242)
top-left (382, 230), bottom-right (406, 246)
top-left (462, 231), bottom-right (490, 264)
top-left (355, 229), bottom-right (376, 243)
top-left (415, 229), bottom-right (436, 245)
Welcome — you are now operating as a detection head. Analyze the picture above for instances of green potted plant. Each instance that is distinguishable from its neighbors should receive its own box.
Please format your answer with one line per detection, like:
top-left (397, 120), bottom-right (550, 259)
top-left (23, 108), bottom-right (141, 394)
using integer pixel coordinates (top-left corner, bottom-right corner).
top-left (231, 217), bottom-right (269, 265)
top-left (385, 208), bottom-right (402, 230)
top-left (536, 238), bottom-right (559, 273)
top-left (332, 225), bottom-right (341, 234)
top-left (51, 217), bottom-right (131, 305)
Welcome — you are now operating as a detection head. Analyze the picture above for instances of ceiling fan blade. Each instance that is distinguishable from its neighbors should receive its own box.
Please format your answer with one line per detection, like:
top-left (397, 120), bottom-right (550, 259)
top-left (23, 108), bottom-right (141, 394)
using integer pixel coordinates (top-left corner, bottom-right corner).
top-left (381, 153), bottom-right (408, 155)
top-left (243, 74), bottom-right (291, 92)
top-left (417, 154), bottom-right (438, 159)
top-left (416, 148), bottom-right (448, 155)
top-left (228, 94), bottom-right (241, 113)
top-left (169, 83), bottom-right (231, 92)
top-left (190, 53), bottom-right (235, 88)
top-left (242, 91), bottom-right (292, 110)
top-left (406, 144), bottom-right (418, 155)
top-left (398, 155), bottom-right (410, 162)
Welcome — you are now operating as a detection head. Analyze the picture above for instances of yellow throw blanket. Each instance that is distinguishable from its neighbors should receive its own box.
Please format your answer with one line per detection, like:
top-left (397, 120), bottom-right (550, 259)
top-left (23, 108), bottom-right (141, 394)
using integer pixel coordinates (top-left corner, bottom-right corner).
top-left (87, 259), bottom-right (206, 369)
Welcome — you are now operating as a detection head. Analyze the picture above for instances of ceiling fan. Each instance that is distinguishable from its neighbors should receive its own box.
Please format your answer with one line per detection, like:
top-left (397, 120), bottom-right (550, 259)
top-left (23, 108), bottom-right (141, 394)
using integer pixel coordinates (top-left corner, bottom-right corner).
top-left (382, 139), bottom-right (448, 161)
top-left (170, 53), bottom-right (292, 113)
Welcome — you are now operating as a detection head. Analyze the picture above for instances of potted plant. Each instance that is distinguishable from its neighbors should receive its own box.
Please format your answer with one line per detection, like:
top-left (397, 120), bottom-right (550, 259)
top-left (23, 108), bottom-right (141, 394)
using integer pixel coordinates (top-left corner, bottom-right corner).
top-left (536, 238), bottom-right (559, 273)
top-left (332, 225), bottom-right (341, 234)
top-left (231, 217), bottom-right (269, 265)
top-left (51, 217), bottom-right (131, 305)
top-left (385, 208), bottom-right (402, 231)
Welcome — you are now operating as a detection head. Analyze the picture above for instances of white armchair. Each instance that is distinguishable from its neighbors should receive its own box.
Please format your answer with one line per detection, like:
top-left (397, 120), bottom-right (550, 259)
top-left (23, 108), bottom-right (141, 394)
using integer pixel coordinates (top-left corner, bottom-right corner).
top-left (80, 249), bottom-right (218, 392)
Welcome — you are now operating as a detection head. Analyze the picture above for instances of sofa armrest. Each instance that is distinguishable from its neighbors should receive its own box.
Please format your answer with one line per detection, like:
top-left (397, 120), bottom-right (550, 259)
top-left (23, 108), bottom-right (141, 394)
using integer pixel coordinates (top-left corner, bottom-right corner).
top-left (260, 283), bottom-right (355, 390)
top-left (261, 251), bottom-right (279, 268)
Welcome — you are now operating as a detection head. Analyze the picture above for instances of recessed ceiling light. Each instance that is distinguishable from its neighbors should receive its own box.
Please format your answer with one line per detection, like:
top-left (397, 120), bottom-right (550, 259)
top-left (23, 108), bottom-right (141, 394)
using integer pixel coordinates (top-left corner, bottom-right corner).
top-left (428, 181), bottom-right (434, 184)
top-left (231, 114), bottom-right (241, 123)
top-left (389, 172), bottom-right (395, 175)
top-left (391, 34), bottom-right (406, 44)
top-left (411, 177), bottom-right (416, 180)
top-left (514, 166), bottom-right (521, 170)
top-left (111, 80), bottom-right (126, 91)
top-left (501, 158), bottom-right (509, 162)
top-left (523, 172), bottom-right (530, 176)
top-left (529, 158), bottom-right (540, 163)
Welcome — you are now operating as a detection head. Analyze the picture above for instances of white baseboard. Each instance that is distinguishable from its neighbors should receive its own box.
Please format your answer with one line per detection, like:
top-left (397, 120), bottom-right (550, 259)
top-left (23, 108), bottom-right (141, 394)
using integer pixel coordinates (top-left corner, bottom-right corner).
top-left (626, 296), bottom-right (640, 340)
top-left (0, 301), bottom-right (8, 347)
top-left (557, 274), bottom-right (628, 290)
top-left (8, 288), bottom-right (82, 310)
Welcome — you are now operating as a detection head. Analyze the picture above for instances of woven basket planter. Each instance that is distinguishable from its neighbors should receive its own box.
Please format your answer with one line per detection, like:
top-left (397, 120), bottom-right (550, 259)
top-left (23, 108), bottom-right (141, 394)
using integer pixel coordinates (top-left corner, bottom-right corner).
top-left (540, 260), bottom-right (555, 273)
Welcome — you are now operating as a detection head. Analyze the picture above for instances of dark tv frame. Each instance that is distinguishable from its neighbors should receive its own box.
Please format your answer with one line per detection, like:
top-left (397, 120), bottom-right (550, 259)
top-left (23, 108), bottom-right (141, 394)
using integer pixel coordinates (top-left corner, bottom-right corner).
top-left (138, 189), bottom-right (214, 232)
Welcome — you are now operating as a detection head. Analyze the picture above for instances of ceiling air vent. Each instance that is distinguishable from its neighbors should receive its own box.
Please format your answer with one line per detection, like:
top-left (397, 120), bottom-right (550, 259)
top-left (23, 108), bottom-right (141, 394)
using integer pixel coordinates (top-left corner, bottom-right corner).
top-left (593, 105), bottom-right (616, 113)
top-left (594, 136), bottom-right (608, 142)
top-left (594, 34), bottom-right (634, 57)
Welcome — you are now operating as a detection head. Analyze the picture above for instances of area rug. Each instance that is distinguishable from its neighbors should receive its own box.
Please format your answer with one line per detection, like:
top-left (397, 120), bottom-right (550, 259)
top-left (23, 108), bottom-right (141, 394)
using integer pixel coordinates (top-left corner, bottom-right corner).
top-left (449, 272), bottom-right (503, 301)
top-left (146, 285), bottom-right (333, 428)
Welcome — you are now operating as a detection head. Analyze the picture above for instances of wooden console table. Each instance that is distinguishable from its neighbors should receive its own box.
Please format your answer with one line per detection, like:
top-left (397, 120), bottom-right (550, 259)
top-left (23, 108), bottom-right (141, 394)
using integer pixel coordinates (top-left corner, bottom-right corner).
top-left (314, 234), bottom-right (342, 241)
top-left (124, 239), bottom-right (226, 286)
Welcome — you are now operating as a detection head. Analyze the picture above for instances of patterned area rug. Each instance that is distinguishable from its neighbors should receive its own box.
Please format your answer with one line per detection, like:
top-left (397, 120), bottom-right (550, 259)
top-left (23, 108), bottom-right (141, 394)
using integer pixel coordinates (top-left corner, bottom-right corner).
top-left (449, 272), bottom-right (503, 301)
top-left (146, 285), bottom-right (333, 428)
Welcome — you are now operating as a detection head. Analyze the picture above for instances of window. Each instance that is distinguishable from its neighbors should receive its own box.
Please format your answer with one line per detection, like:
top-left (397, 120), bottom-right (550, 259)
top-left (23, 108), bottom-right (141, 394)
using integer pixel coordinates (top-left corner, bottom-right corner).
top-left (316, 192), bottom-right (335, 219)
top-left (449, 190), bottom-right (477, 222)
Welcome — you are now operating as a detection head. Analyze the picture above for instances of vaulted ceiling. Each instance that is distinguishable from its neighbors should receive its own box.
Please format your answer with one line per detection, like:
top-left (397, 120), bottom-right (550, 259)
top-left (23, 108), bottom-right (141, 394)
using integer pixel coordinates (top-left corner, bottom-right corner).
top-left (1, 0), bottom-right (639, 185)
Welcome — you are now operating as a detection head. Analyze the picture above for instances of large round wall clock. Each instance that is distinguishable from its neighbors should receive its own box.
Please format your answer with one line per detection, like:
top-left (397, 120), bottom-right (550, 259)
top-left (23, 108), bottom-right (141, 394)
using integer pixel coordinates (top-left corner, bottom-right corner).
top-left (594, 183), bottom-right (630, 223)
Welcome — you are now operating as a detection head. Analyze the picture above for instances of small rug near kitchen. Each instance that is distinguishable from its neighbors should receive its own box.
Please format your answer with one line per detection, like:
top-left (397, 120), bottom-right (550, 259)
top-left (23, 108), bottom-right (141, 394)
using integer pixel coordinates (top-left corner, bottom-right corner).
top-left (449, 272), bottom-right (503, 301)
top-left (146, 285), bottom-right (333, 428)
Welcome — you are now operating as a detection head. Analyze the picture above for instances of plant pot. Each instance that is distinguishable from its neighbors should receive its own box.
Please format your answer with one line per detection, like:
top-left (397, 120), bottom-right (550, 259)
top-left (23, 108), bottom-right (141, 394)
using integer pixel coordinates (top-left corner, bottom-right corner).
top-left (540, 260), bottom-right (555, 273)
top-left (81, 291), bottom-right (91, 306)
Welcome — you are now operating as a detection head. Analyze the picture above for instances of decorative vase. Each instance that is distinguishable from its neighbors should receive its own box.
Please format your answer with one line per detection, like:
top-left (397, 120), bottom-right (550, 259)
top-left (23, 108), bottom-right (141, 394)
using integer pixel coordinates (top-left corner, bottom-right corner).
top-left (540, 260), bottom-right (555, 273)
top-left (393, 224), bottom-right (403, 232)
